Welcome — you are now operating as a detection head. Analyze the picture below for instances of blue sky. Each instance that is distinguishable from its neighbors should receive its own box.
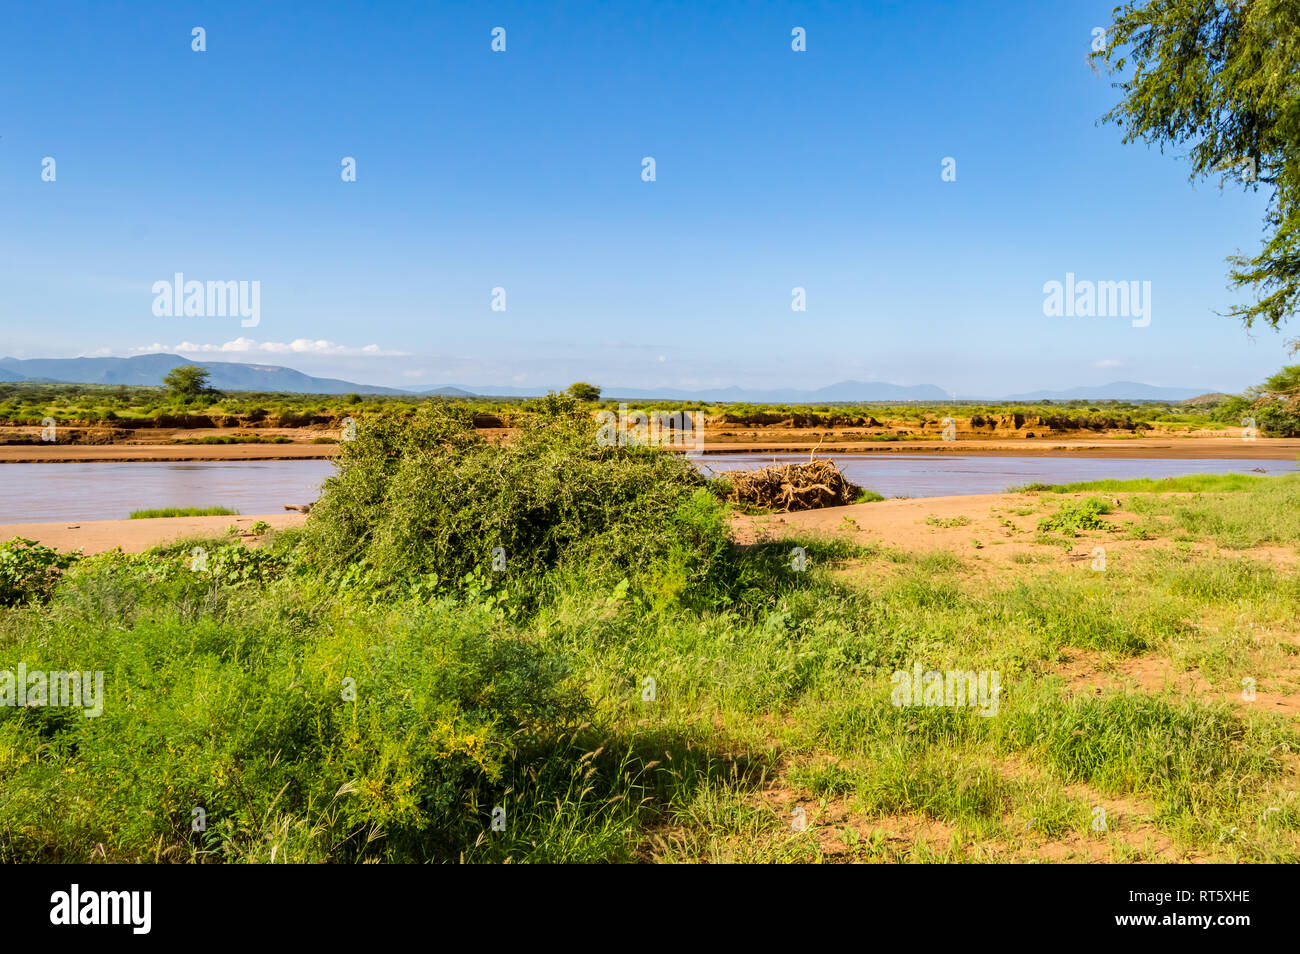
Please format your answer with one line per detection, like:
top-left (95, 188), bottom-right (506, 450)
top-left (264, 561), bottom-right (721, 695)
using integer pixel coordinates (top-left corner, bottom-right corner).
top-left (0, 0), bottom-right (1291, 396)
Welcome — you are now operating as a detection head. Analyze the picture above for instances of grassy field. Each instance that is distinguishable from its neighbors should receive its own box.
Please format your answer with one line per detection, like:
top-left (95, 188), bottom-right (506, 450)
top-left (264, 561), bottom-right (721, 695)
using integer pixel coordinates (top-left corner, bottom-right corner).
top-left (0, 401), bottom-right (1296, 863)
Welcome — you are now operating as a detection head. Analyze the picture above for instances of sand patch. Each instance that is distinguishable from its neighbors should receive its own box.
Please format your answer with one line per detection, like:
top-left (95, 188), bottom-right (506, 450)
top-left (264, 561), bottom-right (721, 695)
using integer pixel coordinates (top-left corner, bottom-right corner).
top-left (734, 492), bottom-right (1300, 579)
top-left (1052, 648), bottom-right (1300, 718)
top-left (0, 513), bottom-right (306, 554)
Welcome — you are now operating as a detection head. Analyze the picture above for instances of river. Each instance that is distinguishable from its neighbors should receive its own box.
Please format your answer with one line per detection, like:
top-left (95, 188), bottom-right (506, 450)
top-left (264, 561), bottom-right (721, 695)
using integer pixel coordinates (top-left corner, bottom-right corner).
top-left (0, 456), bottom-right (1294, 523)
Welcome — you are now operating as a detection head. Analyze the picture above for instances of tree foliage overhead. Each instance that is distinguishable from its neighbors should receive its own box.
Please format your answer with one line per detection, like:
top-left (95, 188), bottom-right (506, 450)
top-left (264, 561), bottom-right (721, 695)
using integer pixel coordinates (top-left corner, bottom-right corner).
top-left (1094, 0), bottom-right (1300, 335)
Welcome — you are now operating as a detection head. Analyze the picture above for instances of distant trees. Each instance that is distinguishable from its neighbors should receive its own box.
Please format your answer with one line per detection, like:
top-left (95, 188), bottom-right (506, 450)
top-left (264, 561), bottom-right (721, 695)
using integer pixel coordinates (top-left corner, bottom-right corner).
top-left (1215, 365), bottom-right (1300, 436)
top-left (567, 382), bottom-right (601, 402)
top-left (162, 365), bottom-right (213, 399)
top-left (1246, 366), bottom-right (1300, 437)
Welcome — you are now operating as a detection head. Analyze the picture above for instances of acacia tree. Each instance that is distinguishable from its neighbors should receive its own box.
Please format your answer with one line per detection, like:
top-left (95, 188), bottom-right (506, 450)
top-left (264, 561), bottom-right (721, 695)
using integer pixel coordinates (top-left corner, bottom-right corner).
top-left (162, 364), bottom-right (213, 399)
top-left (567, 381), bottom-right (601, 402)
top-left (1094, 0), bottom-right (1300, 337)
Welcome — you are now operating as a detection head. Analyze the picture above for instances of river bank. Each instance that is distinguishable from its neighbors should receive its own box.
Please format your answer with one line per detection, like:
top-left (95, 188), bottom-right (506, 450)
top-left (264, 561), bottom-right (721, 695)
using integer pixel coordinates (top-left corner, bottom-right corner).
top-left (0, 512), bottom-right (306, 554)
top-left (2, 452), bottom-right (1295, 523)
top-left (3, 435), bottom-right (1299, 463)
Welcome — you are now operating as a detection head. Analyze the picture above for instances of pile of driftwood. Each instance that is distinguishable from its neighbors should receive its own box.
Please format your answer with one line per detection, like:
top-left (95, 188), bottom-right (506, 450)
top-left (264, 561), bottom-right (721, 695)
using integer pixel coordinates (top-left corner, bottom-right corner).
top-left (724, 458), bottom-right (862, 511)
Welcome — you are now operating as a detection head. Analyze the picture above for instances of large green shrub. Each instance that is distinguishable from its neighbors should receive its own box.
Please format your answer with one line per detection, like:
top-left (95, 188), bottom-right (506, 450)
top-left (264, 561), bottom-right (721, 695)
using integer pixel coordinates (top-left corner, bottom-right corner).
top-left (301, 394), bottom-right (731, 603)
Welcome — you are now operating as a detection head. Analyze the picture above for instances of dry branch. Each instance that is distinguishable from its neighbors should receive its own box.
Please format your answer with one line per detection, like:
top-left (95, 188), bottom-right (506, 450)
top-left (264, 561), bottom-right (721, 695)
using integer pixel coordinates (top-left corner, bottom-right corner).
top-left (724, 458), bottom-right (862, 511)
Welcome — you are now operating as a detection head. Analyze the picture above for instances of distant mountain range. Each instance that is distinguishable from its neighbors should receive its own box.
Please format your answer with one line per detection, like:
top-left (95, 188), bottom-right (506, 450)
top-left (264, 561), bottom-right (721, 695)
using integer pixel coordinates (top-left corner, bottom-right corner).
top-left (444, 381), bottom-right (952, 402)
top-left (1000, 382), bottom-right (1213, 402)
top-left (0, 354), bottom-right (410, 395)
top-left (0, 354), bottom-right (1221, 403)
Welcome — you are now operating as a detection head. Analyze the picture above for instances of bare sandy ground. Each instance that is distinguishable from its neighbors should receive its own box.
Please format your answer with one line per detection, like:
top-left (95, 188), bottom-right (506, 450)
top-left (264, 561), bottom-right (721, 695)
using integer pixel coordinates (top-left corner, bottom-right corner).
top-left (736, 492), bottom-right (1048, 557)
top-left (0, 513), bottom-right (307, 554)
top-left (8, 483), bottom-right (1282, 564)
top-left (3, 436), bottom-right (1297, 463)
top-left (732, 491), bottom-right (1299, 572)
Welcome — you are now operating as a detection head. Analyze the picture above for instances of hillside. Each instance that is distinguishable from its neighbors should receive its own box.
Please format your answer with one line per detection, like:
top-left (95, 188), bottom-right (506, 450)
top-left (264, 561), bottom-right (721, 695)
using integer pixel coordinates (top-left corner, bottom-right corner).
top-left (0, 354), bottom-right (402, 395)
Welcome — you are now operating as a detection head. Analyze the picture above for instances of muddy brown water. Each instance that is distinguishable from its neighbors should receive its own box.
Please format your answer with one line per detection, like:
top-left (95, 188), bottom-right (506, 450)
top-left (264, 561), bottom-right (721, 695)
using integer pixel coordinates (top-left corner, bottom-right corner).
top-left (0, 456), bottom-right (1294, 523)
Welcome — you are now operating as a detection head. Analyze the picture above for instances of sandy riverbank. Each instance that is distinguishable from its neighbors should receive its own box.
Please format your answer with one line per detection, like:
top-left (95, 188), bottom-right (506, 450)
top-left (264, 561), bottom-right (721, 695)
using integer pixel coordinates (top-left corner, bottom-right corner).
top-left (732, 490), bottom-right (1300, 573)
top-left (0, 513), bottom-right (307, 554)
top-left (8, 479), bottom-right (1296, 561)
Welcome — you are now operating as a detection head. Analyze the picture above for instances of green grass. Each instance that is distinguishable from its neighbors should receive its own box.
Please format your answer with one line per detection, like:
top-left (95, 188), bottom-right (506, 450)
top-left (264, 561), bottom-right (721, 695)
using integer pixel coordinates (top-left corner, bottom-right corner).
top-left (0, 378), bottom-right (1232, 437)
top-left (128, 506), bottom-right (239, 519)
top-left (172, 435), bottom-right (294, 445)
top-left (1, 411), bottom-right (1298, 864)
top-left (1010, 473), bottom-right (1300, 550)
top-left (1013, 472), bottom-right (1296, 495)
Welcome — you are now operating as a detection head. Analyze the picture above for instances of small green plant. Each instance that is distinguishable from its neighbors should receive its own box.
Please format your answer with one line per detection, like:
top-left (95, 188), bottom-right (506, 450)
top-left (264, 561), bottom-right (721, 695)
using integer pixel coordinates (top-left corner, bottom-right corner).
top-left (249, 520), bottom-right (272, 534)
top-left (925, 515), bottom-right (971, 528)
top-left (200, 544), bottom-right (290, 586)
top-left (1037, 497), bottom-right (1114, 536)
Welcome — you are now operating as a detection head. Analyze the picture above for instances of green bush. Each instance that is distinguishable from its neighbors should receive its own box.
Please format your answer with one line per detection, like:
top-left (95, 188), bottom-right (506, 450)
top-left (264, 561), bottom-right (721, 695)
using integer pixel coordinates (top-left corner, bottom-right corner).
top-left (0, 538), bottom-right (78, 606)
top-left (301, 394), bottom-right (732, 605)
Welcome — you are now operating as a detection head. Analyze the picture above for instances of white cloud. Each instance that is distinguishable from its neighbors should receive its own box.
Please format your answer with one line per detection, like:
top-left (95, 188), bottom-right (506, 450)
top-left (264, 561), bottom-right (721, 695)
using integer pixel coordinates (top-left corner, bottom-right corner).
top-left (128, 338), bottom-right (409, 357)
top-left (1094, 358), bottom-right (1123, 369)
